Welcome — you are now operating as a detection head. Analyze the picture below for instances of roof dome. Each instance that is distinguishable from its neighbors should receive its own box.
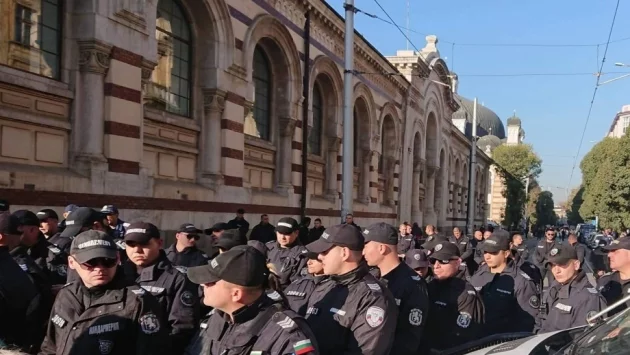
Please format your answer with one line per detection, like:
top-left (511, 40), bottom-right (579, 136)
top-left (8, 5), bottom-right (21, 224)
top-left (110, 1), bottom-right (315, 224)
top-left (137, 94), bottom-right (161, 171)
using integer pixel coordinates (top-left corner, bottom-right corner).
top-left (507, 115), bottom-right (522, 126)
top-left (454, 96), bottom-right (505, 139)
top-left (476, 135), bottom-right (502, 152)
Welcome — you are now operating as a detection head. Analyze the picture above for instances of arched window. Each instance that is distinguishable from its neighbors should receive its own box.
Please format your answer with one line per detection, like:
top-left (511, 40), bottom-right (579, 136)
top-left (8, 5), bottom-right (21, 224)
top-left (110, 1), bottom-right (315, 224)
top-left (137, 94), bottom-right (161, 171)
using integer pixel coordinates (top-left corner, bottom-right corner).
top-left (146, 0), bottom-right (192, 117)
top-left (0, 0), bottom-right (62, 79)
top-left (250, 46), bottom-right (271, 140)
top-left (378, 125), bottom-right (385, 173)
top-left (353, 111), bottom-right (359, 167)
top-left (309, 85), bottom-right (323, 155)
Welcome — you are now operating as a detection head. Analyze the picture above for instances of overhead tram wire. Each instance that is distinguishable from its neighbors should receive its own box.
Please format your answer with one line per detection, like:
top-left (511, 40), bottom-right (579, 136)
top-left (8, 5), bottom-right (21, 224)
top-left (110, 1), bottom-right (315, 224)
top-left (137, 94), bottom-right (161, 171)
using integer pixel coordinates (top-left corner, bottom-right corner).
top-left (351, 71), bottom-right (627, 78)
top-left (567, 0), bottom-right (621, 188)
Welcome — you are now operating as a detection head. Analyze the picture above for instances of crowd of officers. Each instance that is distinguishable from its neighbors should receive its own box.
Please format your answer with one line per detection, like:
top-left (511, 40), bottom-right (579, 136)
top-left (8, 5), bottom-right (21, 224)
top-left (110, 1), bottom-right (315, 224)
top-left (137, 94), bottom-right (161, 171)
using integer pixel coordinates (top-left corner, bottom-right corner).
top-left (1, 201), bottom-right (629, 355)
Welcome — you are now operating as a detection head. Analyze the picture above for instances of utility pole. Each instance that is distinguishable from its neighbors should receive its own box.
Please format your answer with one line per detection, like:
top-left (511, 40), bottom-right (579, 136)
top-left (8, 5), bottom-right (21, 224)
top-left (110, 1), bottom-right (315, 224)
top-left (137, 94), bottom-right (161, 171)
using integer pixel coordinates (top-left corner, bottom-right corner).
top-left (341, 0), bottom-right (355, 223)
top-left (406, 0), bottom-right (410, 50)
top-left (466, 98), bottom-right (478, 236)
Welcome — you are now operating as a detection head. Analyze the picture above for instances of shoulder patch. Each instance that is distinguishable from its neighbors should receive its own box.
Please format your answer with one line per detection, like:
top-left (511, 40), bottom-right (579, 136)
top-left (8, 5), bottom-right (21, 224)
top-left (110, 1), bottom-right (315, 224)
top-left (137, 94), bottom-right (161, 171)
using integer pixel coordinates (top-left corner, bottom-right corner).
top-left (131, 288), bottom-right (146, 296)
top-left (48, 245), bottom-right (62, 254)
top-left (180, 291), bottom-right (195, 307)
top-left (293, 339), bottom-right (315, 354)
top-left (366, 283), bottom-right (381, 292)
top-left (365, 306), bottom-right (385, 328)
top-left (520, 271), bottom-right (532, 280)
top-left (587, 287), bottom-right (598, 294)
top-left (139, 313), bottom-right (161, 334)
top-left (267, 291), bottom-right (282, 301)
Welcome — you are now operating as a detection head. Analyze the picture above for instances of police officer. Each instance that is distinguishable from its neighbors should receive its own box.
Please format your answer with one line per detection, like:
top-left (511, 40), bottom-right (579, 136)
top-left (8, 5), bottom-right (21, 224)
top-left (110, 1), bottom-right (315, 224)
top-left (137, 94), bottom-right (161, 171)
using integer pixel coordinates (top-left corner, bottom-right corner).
top-left (122, 222), bottom-right (200, 354)
top-left (226, 208), bottom-right (250, 238)
top-left (215, 229), bottom-right (247, 253)
top-left (568, 233), bottom-right (587, 265)
top-left (534, 227), bottom-right (558, 287)
top-left (405, 248), bottom-right (432, 282)
top-left (266, 217), bottom-right (308, 288)
top-left (536, 244), bottom-right (607, 334)
top-left (0, 213), bottom-right (44, 353)
top-left (470, 234), bottom-right (540, 335)
top-left (597, 237), bottom-right (630, 314)
top-left (449, 227), bottom-right (474, 275)
top-left (48, 207), bottom-right (109, 255)
top-left (362, 222), bottom-right (429, 354)
top-left (511, 233), bottom-right (529, 262)
top-left (396, 222), bottom-right (419, 257)
top-left (304, 224), bottom-right (398, 354)
top-left (39, 230), bottom-right (168, 355)
top-left (425, 242), bottom-right (484, 351)
top-left (57, 204), bottom-right (79, 234)
top-left (184, 245), bottom-right (319, 355)
top-left (284, 251), bottom-right (330, 316)
top-left (101, 205), bottom-right (129, 239)
top-left (37, 208), bottom-right (59, 239)
top-left (165, 223), bottom-right (208, 271)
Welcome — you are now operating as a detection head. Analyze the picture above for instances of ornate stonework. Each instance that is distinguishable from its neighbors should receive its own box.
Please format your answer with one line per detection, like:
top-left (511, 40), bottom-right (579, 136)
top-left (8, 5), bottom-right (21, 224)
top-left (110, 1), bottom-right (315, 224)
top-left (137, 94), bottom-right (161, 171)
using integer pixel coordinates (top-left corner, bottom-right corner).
top-left (202, 89), bottom-right (226, 114)
top-left (78, 40), bottom-right (112, 75)
top-left (279, 117), bottom-right (298, 137)
top-left (141, 59), bottom-right (157, 84)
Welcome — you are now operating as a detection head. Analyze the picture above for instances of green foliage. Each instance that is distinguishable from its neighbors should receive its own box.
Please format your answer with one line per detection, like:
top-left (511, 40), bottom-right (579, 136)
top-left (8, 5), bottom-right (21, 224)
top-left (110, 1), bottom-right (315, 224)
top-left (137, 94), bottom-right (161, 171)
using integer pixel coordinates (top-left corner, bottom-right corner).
top-left (579, 133), bottom-right (630, 230)
top-left (565, 186), bottom-right (584, 225)
top-left (526, 179), bottom-right (541, 228)
top-left (492, 144), bottom-right (542, 229)
top-left (536, 191), bottom-right (558, 227)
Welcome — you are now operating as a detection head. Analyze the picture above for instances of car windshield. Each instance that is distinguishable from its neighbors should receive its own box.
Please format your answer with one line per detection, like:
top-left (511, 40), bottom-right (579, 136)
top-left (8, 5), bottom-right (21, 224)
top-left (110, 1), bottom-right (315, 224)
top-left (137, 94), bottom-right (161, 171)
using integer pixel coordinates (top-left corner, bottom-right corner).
top-left (557, 308), bottom-right (630, 354)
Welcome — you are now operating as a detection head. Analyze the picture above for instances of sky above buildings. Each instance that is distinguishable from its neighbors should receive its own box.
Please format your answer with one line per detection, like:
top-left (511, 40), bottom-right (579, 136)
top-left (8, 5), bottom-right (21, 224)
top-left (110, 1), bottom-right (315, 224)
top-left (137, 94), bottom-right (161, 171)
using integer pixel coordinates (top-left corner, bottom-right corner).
top-left (326, 0), bottom-right (630, 203)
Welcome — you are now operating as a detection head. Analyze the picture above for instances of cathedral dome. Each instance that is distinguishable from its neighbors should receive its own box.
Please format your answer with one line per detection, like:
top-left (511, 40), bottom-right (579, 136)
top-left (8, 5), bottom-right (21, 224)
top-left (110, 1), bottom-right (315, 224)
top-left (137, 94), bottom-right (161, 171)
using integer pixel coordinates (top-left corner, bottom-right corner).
top-left (454, 95), bottom-right (506, 139)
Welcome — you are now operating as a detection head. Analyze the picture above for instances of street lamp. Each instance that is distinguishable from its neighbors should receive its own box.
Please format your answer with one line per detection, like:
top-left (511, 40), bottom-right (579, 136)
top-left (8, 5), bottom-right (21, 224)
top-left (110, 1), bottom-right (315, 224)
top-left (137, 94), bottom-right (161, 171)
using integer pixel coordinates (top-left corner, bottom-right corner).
top-left (615, 62), bottom-right (630, 67)
top-left (599, 62), bottom-right (630, 86)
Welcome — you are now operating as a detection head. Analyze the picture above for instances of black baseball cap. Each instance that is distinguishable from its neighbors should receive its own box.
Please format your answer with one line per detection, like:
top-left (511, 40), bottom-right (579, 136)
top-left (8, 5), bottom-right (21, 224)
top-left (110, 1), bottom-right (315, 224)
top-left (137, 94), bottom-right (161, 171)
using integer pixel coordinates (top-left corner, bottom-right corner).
top-left (216, 229), bottom-right (247, 251)
top-left (12, 210), bottom-right (41, 227)
top-left (60, 207), bottom-right (106, 238)
top-left (187, 245), bottom-right (267, 287)
top-left (204, 222), bottom-right (228, 235)
top-left (178, 223), bottom-right (202, 235)
top-left (307, 224), bottom-right (365, 253)
top-left (101, 205), bottom-right (119, 215)
top-left (406, 248), bottom-right (430, 269)
top-left (276, 217), bottom-right (299, 235)
top-left (481, 234), bottom-right (511, 253)
top-left (37, 208), bottom-right (59, 221)
top-left (124, 222), bottom-right (161, 244)
top-left (64, 204), bottom-right (79, 213)
top-left (247, 240), bottom-right (268, 257)
top-left (306, 251), bottom-right (320, 260)
top-left (603, 237), bottom-right (630, 251)
top-left (547, 244), bottom-right (578, 266)
top-left (362, 222), bottom-right (398, 245)
top-left (70, 230), bottom-right (118, 263)
top-left (429, 242), bottom-right (461, 261)
top-left (421, 234), bottom-right (449, 250)
top-left (0, 199), bottom-right (10, 212)
top-left (0, 213), bottom-right (20, 235)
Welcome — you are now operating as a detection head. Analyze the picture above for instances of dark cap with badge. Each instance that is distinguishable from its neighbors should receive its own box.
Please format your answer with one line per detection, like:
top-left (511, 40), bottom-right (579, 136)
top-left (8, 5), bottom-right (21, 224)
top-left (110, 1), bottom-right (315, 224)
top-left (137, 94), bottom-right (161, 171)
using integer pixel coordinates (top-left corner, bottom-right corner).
top-left (546, 244), bottom-right (578, 266)
top-left (124, 221), bottom-right (161, 244)
top-left (275, 217), bottom-right (299, 235)
top-left (247, 240), bottom-right (268, 257)
top-left (204, 222), bottom-right (229, 235)
top-left (216, 229), bottom-right (247, 251)
top-left (70, 230), bottom-right (118, 263)
top-left (602, 237), bottom-right (630, 251)
top-left (307, 223), bottom-right (365, 253)
top-left (481, 234), bottom-right (511, 253)
top-left (178, 223), bottom-right (202, 235)
top-left (0, 213), bottom-right (20, 235)
top-left (37, 208), bottom-right (59, 221)
top-left (429, 242), bottom-right (461, 262)
top-left (12, 210), bottom-right (40, 227)
top-left (421, 234), bottom-right (449, 250)
top-left (101, 205), bottom-right (119, 215)
top-left (362, 222), bottom-right (398, 245)
top-left (405, 248), bottom-right (430, 269)
top-left (187, 245), bottom-right (267, 287)
top-left (64, 204), bottom-right (79, 214)
top-left (60, 207), bottom-right (106, 238)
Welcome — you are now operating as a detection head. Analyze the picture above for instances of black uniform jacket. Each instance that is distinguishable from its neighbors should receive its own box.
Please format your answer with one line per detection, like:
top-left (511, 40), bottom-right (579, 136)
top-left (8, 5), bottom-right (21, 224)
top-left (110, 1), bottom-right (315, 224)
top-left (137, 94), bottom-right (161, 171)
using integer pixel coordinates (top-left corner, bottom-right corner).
top-left (425, 272), bottom-right (485, 351)
top-left (534, 239), bottom-right (558, 270)
top-left (165, 244), bottom-right (209, 270)
top-left (184, 293), bottom-right (318, 355)
top-left (122, 251), bottom-right (200, 353)
top-left (470, 261), bottom-right (540, 335)
top-left (284, 274), bottom-right (331, 316)
top-left (597, 271), bottom-right (630, 316)
top-left (303, 263), bottom-right (399, 355)
top-left (266, 241), bottom-right (308, 287)
top-left (38, 274), bottom-right (169, 355)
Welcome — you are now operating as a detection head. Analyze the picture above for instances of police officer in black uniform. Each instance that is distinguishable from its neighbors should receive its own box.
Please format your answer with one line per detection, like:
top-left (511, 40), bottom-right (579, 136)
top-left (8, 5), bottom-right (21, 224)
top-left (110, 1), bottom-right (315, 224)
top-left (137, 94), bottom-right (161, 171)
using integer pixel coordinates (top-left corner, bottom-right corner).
top-left (536, 243), bottom-right (607, 334)
top-left (48, 207), bottom-right (108, 255)
top-left (0, 213), bottom-right (44, 353)
top-left (184, 245), bottom-right (319, 355)
top-left (101, 205), bottom-right (129, 239)
top-left (405, 248), bottom-right (432, 281)
top-left (122, 222), bottom-right (200, 354)
top-left (362, 222), bottom-right (430, 354)
top-left (568, 233), bottom-right (587, 265)
top-left (165, 223), bottom-right (208, 272)
top-left (37, 208), bottom-right (60, 239)
top-left (396, 222), bottom-right (419, 257)
top-left (470, 234), bottom-right (540, 335)
top-left (304, 224), bottom-right (398, 354)
top-left (266, 217), bottom-right (308, 288)
top-left (284, 251), bottom-right (330, 316)
top-left (215, 229), bottom-right (247, 253)
top-left (450, 227), bottom-right (474, 276)
top-left (425, 241), bottom-right (485, 351)
top-left (39, 230), bottom-right (168, 355)
top-left (597, 237), bottom-right (630, 315)
top-left (511, 232), bottom-right (529, 262)
top-left (534, 227), bottom-right (558, 287)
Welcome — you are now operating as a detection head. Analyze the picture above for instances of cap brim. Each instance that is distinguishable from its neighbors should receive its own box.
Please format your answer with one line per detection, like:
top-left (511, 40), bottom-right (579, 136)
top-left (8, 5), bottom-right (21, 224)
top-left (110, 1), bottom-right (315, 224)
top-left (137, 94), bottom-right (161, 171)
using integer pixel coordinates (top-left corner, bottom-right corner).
top-left (73, 248), bottom-right (118, 264)
top-left (187, 265), bottom-right (221, 285)
top-left (124, 234), bottom-right (152, 244)
top-left (275, 226), bottom-right (294, 235)
top-left (546, 256), bottom-right (572, 266)
top-left (60, 225), bottom-right (83, 238)
top-left (602, 244), bottom-right (625, 251)
top-left (407, 260), bottom-right (430, 269)
top-left (306, 238), bottom-right (334, 254)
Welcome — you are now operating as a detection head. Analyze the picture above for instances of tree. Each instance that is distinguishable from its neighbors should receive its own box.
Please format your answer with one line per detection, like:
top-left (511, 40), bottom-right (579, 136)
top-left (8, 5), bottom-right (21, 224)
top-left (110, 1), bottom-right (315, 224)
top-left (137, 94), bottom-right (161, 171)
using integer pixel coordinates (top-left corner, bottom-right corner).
top-left (579, 133), bottom-right (630, 230)
top-left (492, 144), bottom-right (542, 230)
top-left (525, 178), bottom-right (541, 228)
top-left (565, 186), bottom-right (585, 225)
top-left (536, 191), bottom-right (558, 227)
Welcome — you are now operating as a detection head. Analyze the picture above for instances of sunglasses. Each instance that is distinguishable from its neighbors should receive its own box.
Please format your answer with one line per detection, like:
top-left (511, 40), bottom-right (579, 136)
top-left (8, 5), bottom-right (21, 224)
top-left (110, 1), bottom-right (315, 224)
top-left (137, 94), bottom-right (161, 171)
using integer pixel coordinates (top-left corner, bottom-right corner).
top-left (186, 234), bottom-right (200, 240)
top-left (79, 257), bottom-right (118, 269)
top-left (429, 258), bottom-right (452, 265)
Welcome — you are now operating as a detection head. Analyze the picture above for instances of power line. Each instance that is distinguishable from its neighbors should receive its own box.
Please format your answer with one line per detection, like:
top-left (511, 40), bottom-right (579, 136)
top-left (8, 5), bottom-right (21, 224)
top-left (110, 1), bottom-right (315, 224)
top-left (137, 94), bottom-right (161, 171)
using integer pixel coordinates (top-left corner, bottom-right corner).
top-left (567, 0), bottom-right (620, 188)
top-left (352, 70), bottom-right (628, 78)
top-left (371, 0), bottom-right (421, 52)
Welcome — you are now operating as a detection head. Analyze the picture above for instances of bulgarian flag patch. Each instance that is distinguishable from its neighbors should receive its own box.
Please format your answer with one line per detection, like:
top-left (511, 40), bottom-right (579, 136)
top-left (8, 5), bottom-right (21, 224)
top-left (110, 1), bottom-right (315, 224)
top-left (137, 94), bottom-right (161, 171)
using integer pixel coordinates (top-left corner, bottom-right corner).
top-left (293, 339), bottom-right (315, 354)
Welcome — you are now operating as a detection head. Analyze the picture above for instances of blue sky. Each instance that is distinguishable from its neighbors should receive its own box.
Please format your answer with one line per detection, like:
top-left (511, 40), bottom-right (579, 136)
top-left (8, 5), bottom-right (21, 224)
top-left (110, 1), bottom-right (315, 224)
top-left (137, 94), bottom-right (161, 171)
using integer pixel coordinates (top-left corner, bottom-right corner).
top-left (326, 0), bottom-right (630, 203)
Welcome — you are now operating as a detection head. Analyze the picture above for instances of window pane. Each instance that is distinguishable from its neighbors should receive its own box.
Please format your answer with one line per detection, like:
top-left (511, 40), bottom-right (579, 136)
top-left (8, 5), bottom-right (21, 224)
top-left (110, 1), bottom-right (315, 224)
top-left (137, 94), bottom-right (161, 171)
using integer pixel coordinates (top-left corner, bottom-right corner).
top-left (41, 27), bottom-right (58, 54)
top-left (252, 47), bottom-right (271, 141)
top-left (42, 1), bottom-right (58, 29)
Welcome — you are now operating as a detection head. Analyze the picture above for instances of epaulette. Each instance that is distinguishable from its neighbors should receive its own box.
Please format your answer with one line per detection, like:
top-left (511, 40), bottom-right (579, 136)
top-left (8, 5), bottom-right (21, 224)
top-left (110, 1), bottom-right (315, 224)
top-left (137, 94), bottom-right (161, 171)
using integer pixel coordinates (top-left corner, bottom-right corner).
top-left (174, 266), bottom-right (188, 274)
top-left (365, 281), bottom-right (383, 293)
top-left (587, 287), bottom-right (598, 294)
top-left (201, 253), bottom-right (209, 259)
top-left (520, 271), bottom-right (532, 280)
top-left (115, 240), bottom-right (126, 250)
top-left (130, 287), bottom-right (146, 296)
top-left (48, 245), bottom-right (62, 255)
top-left (62, 281), bottom-right (75, 288)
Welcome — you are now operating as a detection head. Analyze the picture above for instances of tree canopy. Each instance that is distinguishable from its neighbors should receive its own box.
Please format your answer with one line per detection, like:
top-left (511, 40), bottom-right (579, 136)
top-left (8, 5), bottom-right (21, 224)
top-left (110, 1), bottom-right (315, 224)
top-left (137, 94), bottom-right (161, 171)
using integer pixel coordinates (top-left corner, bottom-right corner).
top-left (535, 191), bottom-right (558, 227)
top-left (565, 186), bottom-right (585, 225)
top-left (579, 133), bottom-right (630, 230)
top-left (492, 144), bottom-right (542, 229)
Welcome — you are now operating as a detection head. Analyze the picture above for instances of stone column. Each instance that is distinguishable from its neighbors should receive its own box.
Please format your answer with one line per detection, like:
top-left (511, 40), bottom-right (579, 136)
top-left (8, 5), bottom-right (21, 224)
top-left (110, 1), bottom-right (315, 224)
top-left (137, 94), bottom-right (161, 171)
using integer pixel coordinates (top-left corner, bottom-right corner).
top-left (199, 89), bottom-right (226, 189)
top-left (412, 158), bottom-right (423, 212)
top-left (425, 165), bottom-right (438, 224)
top-left (326, 137), bottom-right (341, 201)
top-left (276, 117), bottom-right (297, 195)
top-left (74, 40), bottom-right (111, 164)
top-left (362, 150), bottom-right (374, 204)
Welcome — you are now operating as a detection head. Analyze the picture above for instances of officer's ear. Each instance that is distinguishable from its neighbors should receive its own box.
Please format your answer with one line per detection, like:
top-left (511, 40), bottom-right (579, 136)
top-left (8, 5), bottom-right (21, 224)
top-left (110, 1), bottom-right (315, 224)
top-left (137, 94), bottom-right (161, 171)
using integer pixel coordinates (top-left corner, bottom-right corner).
top-left (573, 259), bottom-right (581, 271)
top-left (68, 255), bottom-right (78, 270)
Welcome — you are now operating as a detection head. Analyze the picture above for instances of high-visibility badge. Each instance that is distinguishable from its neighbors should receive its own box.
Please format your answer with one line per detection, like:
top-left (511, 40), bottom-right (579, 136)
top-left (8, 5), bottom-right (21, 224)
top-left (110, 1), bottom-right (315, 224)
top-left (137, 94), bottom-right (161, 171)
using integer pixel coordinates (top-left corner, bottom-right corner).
top-left (293, 339), bottom-right (315, 355)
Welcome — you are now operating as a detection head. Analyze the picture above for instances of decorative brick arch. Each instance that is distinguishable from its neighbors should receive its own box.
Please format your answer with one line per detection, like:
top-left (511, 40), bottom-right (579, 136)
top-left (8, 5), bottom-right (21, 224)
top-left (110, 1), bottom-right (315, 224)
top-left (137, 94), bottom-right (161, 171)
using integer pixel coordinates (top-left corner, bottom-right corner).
top-left (353, 82), bottom-right (377, 150)
top-left (309, 55), bottom-right (343, 137)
